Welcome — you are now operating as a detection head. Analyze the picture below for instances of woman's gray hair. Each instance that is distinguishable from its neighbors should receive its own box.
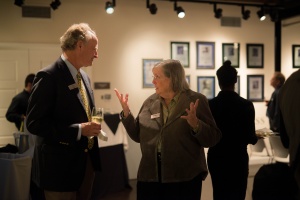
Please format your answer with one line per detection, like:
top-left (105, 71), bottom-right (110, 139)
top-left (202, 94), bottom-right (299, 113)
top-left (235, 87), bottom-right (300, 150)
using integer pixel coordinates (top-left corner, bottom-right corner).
top-left (154, 59), bottom-right (189, 92)
top-left (60, 23), bottom-right (96, 51)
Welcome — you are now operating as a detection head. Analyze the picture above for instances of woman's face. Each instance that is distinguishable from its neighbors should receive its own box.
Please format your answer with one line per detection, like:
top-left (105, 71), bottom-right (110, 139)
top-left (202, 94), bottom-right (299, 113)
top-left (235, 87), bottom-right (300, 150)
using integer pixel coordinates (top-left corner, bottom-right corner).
top-left (152, 66), bottom-right (172, 98)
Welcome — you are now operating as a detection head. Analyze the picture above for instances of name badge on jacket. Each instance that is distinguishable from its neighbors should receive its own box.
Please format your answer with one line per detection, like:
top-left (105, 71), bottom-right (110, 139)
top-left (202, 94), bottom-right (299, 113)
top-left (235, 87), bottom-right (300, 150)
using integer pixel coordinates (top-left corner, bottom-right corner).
top-left (151, 113), bottom-right (160, 119)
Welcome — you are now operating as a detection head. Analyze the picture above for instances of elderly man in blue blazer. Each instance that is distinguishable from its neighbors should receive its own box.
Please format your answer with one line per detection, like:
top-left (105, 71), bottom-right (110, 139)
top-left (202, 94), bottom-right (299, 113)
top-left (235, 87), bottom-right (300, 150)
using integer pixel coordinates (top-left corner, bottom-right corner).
top-left (26, 23), bottom-right (101, 200)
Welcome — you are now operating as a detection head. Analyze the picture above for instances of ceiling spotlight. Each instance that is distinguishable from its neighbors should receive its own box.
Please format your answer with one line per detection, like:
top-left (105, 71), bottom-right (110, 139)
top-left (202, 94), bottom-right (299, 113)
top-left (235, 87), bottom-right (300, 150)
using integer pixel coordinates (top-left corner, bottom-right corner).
top-left (213, 3), bottom-right (222, 19)
top-left (105, 0), bottom-right (115, 14)
top-left (146, 0), bottom-right (157, 15)
top-left (174, 1), bottom-right (185, 19)
top-left (257, 8), bottom-right (266, 21)
top-left (50, 0), bottom-right (61, 10)
top-left (241, 5), bottom-right (250, 20)
top-left (14, 0), bottom-right (24, 7)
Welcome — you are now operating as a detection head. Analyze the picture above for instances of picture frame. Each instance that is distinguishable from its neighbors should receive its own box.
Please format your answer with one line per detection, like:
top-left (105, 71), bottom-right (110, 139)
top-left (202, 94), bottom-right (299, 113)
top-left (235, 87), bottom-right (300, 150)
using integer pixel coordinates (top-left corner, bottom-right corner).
top-left (94, 82), bottom-right (110, 89)
top-left (247, 75), bottom-right (264, 102)
top-left (196, 41), bottom-right (215, 69)
top-left (142, 59), bottom-right (163, 88)
top-left (247, 44), bottom-right (264, 68)
top-left (234, 75), bottom-right (240, 95)
top-left (171, 41), bottom-right (189, 68)
top-left (197, 76), bottom-right (215, 100)
top-left (292, 44), bottom-right (300, 68)
top-left (185, 75), bottom-right (190, 85)
top-left (222, 43), bottom-right (240, 68)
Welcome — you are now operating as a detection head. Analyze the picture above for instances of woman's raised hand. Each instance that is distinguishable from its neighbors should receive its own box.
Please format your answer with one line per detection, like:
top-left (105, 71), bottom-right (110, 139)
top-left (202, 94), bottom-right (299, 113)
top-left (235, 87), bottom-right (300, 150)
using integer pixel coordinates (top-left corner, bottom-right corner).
top-left (114, 88), bottom-right (130, 118)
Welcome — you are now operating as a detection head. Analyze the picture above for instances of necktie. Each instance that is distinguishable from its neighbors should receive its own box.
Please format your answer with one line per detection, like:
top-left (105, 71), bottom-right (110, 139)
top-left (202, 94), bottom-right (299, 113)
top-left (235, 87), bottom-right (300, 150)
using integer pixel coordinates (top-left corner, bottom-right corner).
top-left (77, 72), bottom-right (94, 149)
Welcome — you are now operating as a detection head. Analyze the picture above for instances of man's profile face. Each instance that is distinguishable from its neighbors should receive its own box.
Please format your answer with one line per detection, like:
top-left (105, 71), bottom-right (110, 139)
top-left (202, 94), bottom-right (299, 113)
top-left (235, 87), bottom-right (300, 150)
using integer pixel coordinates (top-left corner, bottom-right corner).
top-left (79, 35), bottom-right (98, 67)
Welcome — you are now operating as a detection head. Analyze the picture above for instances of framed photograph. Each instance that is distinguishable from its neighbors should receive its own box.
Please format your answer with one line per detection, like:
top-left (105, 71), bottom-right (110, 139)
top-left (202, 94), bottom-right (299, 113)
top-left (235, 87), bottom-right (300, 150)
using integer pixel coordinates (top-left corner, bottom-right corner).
top-left (142, 59), bottom-right (162, 88)
top-left (222, 43), bottom-right (240, 68)
top-left (185, 75), bottom-right (190, 85)
top-left (234, 75), bottom-right (240, 95)
top-left (171, 41), bottom-right (189, 68)
top-left (197, 76), bottom-right (215, 100)
top-left (247, 44), bottom-right (264, 68)
top-left (247, 75), bottom-right (264, 102)
top-left (196, 41), bottom-right (215, 69)
top-left (292, 45), bottom-right (300, 68)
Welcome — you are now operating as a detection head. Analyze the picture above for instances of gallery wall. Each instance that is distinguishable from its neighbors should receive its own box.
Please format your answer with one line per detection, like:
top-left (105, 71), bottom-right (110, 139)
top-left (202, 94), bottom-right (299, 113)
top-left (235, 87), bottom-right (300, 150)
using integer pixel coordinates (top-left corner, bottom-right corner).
top-left (1, 0), bottom-right (300, 179)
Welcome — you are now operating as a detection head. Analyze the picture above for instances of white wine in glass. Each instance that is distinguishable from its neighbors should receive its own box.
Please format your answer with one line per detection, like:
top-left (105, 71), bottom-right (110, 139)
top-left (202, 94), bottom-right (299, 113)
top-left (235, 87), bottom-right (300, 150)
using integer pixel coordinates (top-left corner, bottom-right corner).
top-left (92, 115), bottom-right (103, 124)
top-left (92, 107), bottom-right (104, 123)
top-left (91, 107), bottom-right (108, 141)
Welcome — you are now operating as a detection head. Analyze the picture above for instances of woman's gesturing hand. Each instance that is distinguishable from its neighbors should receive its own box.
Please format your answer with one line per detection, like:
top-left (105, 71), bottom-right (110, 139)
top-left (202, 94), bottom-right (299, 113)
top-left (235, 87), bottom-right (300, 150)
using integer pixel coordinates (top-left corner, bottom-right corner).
top-left (114, 88), bottom-right (130, 118)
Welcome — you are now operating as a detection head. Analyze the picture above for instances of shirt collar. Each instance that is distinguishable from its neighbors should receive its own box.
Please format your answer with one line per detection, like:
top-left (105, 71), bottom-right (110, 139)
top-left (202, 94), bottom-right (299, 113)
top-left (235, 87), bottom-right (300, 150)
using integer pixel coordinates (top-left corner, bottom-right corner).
top-left (61, 54), bottom-right (80, 82)
top-left (159, 92), bottom-right (181, 104)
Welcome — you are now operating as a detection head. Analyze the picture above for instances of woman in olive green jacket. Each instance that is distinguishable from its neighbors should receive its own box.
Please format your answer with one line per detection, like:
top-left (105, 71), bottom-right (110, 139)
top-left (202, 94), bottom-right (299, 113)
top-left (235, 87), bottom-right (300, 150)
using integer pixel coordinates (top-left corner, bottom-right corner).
top-left (115, 59), bottom-right (221, 200)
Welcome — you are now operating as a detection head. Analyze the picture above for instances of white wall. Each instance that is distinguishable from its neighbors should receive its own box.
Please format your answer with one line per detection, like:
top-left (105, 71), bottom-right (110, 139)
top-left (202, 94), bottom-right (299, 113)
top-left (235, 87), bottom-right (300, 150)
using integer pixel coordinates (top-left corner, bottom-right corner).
top-left (1, 0), bottom-right (300, 179)
top-left (281, 16), bottom-right (300, 77)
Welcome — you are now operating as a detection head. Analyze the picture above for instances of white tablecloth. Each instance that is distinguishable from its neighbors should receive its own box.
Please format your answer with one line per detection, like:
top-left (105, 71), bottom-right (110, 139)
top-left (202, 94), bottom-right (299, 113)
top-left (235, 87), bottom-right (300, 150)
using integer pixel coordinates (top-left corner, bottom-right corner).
top-left (98, 116), bottom-right (129, 150)
top-left (0, 150), bottom-right (33, 200)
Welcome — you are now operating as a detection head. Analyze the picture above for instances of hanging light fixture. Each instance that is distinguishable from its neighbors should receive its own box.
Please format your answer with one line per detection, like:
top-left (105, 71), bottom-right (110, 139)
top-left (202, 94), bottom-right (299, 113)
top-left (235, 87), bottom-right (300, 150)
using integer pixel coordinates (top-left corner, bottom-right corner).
top-left (257, 7), bottom-right (266, 21)
top-left (241, 5), bottom-right (250, 20)
top-left (174, 1), bottom-right (185, 19)
top-left (105, 0), bottom-right (116, 14)
top-left (213, 3), bottom-right (222, 19)
top-left (50, 0), bottom-right (61, 10)
top-left (146, 0), bottom-right (157, 15)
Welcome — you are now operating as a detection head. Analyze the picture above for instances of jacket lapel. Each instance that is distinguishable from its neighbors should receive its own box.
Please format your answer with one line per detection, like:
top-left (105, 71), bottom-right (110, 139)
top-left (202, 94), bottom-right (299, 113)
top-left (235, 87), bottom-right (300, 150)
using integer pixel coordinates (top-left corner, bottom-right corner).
top-left (57, 59), bottom-right (93, 114)
top-left (149, 97), bottom-right (163, 127)
top-left (164, 92), bottom-right (191, 128)
top-left (58, 59), bottom-right (79, 99)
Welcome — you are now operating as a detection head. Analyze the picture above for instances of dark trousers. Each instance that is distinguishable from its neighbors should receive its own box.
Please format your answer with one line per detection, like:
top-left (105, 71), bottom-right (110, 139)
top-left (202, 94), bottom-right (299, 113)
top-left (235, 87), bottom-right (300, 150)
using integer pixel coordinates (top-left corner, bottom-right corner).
top-left (208, 154), bottom-right (248, 200)
top-left (136, 174), bottom-right (203, 200)
top-left (44, 154), bottom-right (95, 200)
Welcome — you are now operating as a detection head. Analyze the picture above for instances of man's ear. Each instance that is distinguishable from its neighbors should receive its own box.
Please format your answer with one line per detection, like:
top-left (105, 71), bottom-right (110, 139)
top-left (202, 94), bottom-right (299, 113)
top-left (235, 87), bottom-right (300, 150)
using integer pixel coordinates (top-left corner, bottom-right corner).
top-left (77, 40), bottom-right (83, 49)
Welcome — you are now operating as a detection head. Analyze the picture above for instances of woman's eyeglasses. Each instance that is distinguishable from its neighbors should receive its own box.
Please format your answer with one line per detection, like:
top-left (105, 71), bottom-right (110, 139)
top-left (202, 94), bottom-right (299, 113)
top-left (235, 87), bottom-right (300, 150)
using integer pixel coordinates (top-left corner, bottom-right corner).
top-left (152, 75), bottom-right (161, 80)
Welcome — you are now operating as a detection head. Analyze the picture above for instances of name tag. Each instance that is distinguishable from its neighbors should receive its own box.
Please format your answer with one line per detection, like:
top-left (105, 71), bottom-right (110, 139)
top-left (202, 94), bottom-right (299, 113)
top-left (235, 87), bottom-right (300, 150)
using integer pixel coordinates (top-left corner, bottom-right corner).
top-left (68, 83), bottom-right (78, 90)
top-left (151, 113), bottom-right (160, 119)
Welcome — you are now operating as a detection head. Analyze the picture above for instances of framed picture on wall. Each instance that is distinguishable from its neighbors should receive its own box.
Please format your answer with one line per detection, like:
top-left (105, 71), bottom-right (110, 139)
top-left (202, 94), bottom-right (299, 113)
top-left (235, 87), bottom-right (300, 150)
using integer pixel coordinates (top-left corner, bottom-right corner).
top-left (292, 44), bottom-right (300, 68)
top-left (247, 44), bottom-right (264, 68)
top-left (142, 59), bottom-right (163, 88)
top-left (234, 75), bottom-right (240, 95)
top-left (185, 75), bottom-right (190, 85)
top-left (222, 43), bottom-right (240, 68)
top-left (197, 76), bottom-right (215, 100)
top-left (171, 41), bottom-right (189, 68)
top-left (196, 41), bottom-right (215, 69)
top-left (247, 75), bottom-right (264, 102)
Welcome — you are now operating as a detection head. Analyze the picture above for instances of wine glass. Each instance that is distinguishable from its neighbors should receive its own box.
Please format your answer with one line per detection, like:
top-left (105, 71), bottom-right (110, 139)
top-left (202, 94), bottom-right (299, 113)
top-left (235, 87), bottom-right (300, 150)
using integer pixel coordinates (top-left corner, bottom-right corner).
top-left (91, 107), bottom-right (108, 141)
top-left (92, 107), bottom-right (104, 124)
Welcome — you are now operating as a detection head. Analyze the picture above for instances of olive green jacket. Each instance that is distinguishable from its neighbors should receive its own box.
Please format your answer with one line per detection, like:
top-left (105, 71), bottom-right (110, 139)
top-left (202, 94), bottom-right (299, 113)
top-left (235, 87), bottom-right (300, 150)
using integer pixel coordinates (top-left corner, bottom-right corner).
top-left (122, 89), bottom-right (221, 183)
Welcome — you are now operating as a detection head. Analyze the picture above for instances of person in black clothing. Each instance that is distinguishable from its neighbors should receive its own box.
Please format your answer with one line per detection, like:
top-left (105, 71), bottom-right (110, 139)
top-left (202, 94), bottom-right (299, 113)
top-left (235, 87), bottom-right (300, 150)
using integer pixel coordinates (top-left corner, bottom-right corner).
top-left (207, 60), bottom-right (258, 200)
top-left (6, 73), bottom-right (35, 130)
top-left (265, 72), bottom-right (285, 133)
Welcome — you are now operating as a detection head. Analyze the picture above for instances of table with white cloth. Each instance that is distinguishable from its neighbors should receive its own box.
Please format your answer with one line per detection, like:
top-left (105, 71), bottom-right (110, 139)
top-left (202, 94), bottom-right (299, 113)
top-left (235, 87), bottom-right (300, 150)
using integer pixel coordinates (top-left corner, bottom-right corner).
top-left (0, 145), bottom-right (34, 200)
top-left (91, 113), bottom-right (131, 199)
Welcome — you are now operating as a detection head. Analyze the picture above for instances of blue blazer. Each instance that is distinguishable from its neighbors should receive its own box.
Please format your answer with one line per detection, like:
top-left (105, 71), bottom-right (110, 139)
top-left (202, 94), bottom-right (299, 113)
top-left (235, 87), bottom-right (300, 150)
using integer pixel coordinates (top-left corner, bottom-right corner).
top-left (26, 57), bottom-right (101, 191)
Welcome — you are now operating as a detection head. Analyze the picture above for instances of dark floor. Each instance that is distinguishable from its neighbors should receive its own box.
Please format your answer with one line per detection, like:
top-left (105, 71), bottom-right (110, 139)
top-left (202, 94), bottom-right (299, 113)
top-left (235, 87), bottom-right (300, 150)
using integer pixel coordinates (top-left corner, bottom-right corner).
top-left (96, 166), bottom-right (260, 200)
top-left (98, 179), bottom-right (136, 200)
